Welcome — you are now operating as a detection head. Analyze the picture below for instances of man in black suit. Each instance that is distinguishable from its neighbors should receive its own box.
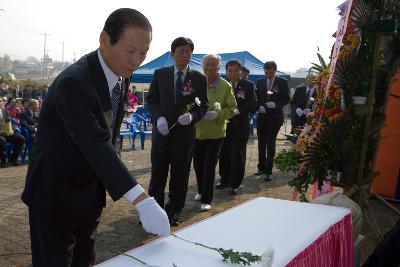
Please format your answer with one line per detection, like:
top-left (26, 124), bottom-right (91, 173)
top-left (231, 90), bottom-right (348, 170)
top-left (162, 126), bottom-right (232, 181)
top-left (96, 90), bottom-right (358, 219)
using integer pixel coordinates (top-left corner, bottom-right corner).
top-left (19, 99), bottom-right (40, 144)
top-left (147, 37), bottom-right (208, 226)
top-left (255, 61), bottom-right (290, 181)
top-left (217, 60), bottom-right (257, 193)
top-left (290, 74), bottom-right (317, 132)
top-left (21, 9), bottom-right (170, 267)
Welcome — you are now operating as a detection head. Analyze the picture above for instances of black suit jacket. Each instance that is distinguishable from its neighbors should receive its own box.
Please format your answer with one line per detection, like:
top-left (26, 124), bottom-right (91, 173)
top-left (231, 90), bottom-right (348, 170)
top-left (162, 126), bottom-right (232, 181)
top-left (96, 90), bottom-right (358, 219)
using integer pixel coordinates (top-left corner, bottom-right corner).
top-left (290, 86), bottom-right (316, 127)
top-left (147, 66), bottom-right (208, 129)
top-left (22, 50), bottom-right (137, 216)
top-left (228, 78), bottom-right (257, 137)
top-left (255, 76), bottom-right (290, 125)
top-left (20, 110), bottom-right (39, 131)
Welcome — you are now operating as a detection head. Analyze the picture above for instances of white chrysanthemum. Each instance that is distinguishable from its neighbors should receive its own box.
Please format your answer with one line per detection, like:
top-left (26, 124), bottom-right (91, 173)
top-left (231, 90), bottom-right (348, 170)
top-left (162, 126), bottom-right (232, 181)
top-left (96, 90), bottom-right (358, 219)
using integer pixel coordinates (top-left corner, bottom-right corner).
top-left (261, 248), bottom-right (275, 267)
top-left (195, 97), bottom-right (201, 106)
top-left (214, 102), bottom-right (221, 111)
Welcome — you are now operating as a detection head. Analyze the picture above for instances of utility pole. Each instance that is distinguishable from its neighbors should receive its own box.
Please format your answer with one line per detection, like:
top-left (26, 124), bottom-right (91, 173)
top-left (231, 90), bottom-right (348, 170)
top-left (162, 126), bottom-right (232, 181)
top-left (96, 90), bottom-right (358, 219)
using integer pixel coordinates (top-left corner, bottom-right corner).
top-left (61, 41), bottom-right (65, 70)
top-left (41, 32), bottom-right (49, 80)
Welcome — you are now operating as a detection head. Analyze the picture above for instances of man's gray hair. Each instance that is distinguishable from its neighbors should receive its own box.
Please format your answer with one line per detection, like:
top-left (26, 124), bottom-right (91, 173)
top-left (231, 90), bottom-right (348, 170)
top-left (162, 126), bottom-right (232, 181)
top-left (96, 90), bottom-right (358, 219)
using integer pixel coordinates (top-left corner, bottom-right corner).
top-left (202, 54), bottom-right (222, 66)
top-left (29, 99), bottom-right (39, 107)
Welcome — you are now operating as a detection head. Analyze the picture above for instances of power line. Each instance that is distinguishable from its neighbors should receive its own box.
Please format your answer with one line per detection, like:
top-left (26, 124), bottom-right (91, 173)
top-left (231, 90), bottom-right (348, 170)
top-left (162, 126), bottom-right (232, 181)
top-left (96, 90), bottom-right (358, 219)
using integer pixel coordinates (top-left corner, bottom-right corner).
top-left (0, 9), bottom-right (42, 34)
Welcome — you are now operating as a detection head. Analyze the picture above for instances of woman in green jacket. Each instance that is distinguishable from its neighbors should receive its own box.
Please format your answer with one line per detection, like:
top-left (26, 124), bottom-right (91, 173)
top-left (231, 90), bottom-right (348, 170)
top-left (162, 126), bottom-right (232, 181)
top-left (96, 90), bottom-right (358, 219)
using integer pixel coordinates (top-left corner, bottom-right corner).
top-left (194, 54), bottom-right (237, 211)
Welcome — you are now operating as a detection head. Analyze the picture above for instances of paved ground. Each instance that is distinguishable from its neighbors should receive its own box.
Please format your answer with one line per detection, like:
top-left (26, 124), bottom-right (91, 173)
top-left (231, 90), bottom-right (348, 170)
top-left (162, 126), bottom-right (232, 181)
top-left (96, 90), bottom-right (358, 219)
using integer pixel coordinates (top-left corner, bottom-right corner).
top-left (0, 131), bottom-right (399, 267)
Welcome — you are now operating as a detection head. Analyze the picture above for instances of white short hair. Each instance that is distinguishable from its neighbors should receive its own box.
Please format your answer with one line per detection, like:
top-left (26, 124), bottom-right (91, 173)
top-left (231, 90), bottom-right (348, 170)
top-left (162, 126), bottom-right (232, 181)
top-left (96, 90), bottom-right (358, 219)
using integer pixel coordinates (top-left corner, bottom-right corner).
top-left (202, 54), bottom-right (222, 66)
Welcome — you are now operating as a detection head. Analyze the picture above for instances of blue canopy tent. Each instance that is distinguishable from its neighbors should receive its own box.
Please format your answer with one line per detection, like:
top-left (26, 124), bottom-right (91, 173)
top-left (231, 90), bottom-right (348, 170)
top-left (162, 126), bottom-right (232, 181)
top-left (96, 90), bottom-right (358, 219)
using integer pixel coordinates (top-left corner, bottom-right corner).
top-left (131, 51), bottom-right (290, 83)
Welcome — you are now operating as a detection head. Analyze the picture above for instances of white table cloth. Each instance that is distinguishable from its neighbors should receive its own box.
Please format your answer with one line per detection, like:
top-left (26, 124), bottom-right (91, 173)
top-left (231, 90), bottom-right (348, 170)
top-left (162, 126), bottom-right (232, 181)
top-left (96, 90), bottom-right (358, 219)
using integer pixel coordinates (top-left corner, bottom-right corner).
top-left (96, 197), bottom-right (352, 267)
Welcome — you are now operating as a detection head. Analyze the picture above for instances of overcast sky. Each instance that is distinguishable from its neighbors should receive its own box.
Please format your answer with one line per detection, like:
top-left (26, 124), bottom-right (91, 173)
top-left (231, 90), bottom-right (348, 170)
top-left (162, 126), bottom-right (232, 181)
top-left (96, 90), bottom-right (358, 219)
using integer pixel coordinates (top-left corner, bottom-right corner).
top-left (0, 0), bottom-right (344, 73)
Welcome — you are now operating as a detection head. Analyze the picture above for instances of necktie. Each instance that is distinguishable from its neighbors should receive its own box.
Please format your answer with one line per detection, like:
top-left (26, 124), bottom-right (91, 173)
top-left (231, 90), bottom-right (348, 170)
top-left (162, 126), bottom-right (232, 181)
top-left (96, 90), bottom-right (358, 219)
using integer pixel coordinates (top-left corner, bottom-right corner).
top-left (175, 70), bottom-right (183, 103)
top-left (111, 81), bottom-right (121, 121)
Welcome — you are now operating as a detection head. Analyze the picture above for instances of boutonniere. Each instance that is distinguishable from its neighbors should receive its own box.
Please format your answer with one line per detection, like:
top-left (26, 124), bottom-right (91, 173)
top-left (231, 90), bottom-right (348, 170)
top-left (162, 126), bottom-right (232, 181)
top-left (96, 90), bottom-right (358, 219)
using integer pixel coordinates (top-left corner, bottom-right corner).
top-left (213, 102), bottom-right (221, 111)
top-left (236, 89), bottom-right (246, 99)
top-left (182, 80), bottom-right (194, 96)
top-left (271, 86), bottom-right (279, 93)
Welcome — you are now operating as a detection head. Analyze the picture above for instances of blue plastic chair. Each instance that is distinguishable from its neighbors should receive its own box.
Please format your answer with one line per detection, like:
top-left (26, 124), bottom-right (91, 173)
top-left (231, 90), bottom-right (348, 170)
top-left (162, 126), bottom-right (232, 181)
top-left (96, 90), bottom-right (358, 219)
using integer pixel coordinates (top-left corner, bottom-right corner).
top-left (128, 115), bottom-right (152, 150)
top-left (119, 121), bottom-right (136, 150)
top-left (4, 141), bottom-right (24, 163)
top-left (133, 109), bottom-right (151, 130)
top-left (13, 127), bottom-right (29, 162)
top-left (15, 128), bottom-right (32, 162)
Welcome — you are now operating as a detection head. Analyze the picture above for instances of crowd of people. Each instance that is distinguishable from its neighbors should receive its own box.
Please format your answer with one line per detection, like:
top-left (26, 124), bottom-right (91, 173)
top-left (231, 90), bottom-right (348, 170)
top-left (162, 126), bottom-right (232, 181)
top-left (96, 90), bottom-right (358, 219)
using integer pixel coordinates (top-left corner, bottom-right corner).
top-left (0, 96), bottom-right (40, 168)
top-left (146, 36), bottom-right (295, 221)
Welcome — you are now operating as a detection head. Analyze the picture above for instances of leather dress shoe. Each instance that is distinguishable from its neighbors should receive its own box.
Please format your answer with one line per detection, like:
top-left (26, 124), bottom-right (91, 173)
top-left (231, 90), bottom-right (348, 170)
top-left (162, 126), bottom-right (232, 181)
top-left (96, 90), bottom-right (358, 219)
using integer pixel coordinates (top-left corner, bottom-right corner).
top-left (215, 182), bottom-right (228, 189)
top-left (168, 214), bottom-right (180, 226)
top-left (265, 174), bottom-right (273, 182)
top-left (254, 169), bottom-right (265, 176)
top-left (230, 187), bottom-right (240, 195)
top-left (11, 162), bottom-right (21, 166)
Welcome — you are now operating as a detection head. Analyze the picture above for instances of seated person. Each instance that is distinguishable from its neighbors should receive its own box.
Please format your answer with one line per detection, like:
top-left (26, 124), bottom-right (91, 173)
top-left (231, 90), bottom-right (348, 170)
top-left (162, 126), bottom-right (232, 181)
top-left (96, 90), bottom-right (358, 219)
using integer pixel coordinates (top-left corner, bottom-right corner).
top-left (0, 98), bottom-right (25, 167)
top-left (20, 99), bottom-right (40, 144)
top-left (5, 97), bottom-right (22, 126)
top-left (22, 99), bottom-right (30, 112)
top-left (126, 88), bottom-right (139, 113)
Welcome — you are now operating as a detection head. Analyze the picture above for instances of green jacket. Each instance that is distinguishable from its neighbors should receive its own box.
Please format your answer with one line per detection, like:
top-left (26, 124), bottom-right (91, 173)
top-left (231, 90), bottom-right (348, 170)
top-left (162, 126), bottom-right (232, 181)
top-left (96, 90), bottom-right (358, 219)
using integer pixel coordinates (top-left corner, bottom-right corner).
top-left (195, 76), bottom-right (237, 140)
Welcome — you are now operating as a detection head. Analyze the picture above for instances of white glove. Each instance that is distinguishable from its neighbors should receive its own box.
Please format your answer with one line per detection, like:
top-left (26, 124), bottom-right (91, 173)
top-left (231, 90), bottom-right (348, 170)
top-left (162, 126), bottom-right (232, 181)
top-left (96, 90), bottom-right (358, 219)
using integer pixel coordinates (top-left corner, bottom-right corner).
top-left (178, 112), bottom-right (193, 125)
top-left (303, 108), bottom-right (311, 115)
top-left (157, 117), bottom-right (169, 136)
top-left (265, 102), bottom-right (276, 109)
top-left (233, 108), bottom-right (240, 115)
top-left (296, 108), bottom-right (303, 117)
top-left (204, 111), bottom-right (218, 120)
top-left (135, 197), bottom-right (170, 237)
top-left (258, 106), bottom-right (266, 114)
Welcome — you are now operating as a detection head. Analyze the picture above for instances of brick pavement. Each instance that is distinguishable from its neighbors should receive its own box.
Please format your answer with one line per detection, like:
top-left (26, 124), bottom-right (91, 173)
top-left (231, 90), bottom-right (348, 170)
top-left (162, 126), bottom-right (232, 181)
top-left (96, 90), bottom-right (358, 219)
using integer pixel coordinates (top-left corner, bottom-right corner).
top-left (0, 131), bottom-right (399, 266)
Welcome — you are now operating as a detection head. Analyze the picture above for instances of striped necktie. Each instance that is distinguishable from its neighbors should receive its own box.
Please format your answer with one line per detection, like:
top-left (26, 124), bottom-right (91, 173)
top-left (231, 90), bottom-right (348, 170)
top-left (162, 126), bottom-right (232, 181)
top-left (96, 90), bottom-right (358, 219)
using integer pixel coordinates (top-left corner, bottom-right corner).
top-left (175, 70), bottom-right (183, 104)
top-left (111, 81), bottom-right (121, 121)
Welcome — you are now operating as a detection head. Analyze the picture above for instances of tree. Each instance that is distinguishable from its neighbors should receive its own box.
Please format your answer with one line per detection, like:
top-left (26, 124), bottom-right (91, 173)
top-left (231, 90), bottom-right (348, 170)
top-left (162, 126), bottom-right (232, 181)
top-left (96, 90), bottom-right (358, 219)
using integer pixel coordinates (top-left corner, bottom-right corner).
top-left (0, 54), bottom-right (13, 72)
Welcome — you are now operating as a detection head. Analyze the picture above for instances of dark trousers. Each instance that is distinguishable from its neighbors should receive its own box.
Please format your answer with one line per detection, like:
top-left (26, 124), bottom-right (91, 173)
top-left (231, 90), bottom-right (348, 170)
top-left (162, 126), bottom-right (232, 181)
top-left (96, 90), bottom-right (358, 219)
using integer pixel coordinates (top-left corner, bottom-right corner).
top-left (29, 207), bottom-right (103, 267)
top-left (148, 125), bottom-right (195, 217)
top-left (193, 138), bottom-right (223, 204)
top-left (256, 116), bottom-right (282, 175)
top-left (219, 120), bottom-right (249, 189)
top-left (291, 115), bottom-right (306, 133)
top-left (0, 133), bottom-right (25, 163)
